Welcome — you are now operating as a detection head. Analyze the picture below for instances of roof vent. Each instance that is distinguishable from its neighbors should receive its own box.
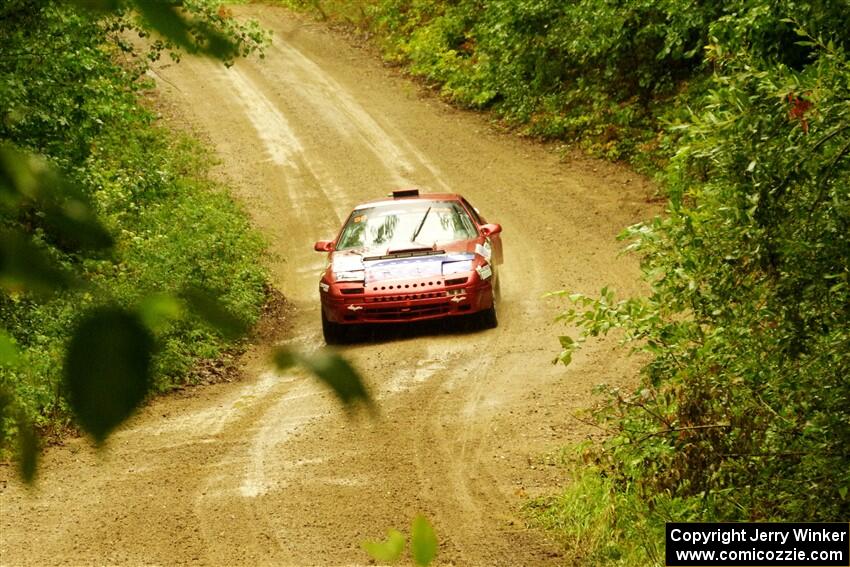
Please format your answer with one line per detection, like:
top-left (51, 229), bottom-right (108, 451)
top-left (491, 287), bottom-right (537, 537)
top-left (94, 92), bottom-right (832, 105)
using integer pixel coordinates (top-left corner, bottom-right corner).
top-left (390, 188), bottom-right (420, 198)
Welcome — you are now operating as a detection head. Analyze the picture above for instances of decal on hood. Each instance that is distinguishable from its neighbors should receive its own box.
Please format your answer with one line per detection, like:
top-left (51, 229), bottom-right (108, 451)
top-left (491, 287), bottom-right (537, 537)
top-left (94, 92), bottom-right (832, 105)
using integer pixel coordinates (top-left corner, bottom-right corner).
top-left (357, 253), bottom-right (477, 284)
top-left (364, 256), bottom-right (443, 283)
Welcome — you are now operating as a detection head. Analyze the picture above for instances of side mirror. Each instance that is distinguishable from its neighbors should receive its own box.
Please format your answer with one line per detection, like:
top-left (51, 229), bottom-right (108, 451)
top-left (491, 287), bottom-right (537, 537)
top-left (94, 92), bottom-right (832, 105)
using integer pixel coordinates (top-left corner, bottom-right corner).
top-left (480, 223), bottom-right (502, 237)
top-left (314, 240), bottom-right (335, 252)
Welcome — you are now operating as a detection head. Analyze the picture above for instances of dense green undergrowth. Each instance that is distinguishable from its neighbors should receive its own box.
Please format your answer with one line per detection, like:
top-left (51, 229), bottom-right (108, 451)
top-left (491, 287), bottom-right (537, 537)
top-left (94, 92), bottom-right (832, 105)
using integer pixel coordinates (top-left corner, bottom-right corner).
top-left (549, 31), bottom-right (849, 559)
top-left (280, 0), bottom-right (850, 562)
top-left (1, 2), bottom-right (267, 446)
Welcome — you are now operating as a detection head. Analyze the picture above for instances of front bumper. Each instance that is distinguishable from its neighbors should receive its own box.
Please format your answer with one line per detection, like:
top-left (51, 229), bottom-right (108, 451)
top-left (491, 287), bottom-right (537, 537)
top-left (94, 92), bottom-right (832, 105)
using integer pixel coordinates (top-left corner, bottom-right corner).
top-left (321, 278), bottom-right (494, 324)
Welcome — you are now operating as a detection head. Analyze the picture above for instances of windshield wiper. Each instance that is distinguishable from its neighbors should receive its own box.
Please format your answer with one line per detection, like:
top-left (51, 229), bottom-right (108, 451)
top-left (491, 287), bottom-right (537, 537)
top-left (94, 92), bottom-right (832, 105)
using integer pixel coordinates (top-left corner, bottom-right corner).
top-left (411, 206), bottom-right (431, 243)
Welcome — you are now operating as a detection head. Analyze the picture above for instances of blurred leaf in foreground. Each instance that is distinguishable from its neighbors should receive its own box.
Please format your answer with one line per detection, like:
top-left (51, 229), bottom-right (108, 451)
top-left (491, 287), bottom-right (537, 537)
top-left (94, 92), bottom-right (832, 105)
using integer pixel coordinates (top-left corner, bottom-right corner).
top-left (0, 144), bottom-right (113, 252)
top-left (410, 514), bottom-right (438, 566)
top-left (273, 347), bottom-right (372, 412)
top-left (64, 308), bottom-right (154, 444)
top-left (138, 293), bottom-right (184, 333)
top-left (133, 0), bottom-right (235, 60)
top-left (17, 417), bottom-right (38, 483)
top-left (182, 286), bottom-right (249, 339)
top-left (361, 528), bottom-right (405, 564)
top-left (0, 229), bottom-right (73, 295)
top-left (0, 388), bottom-right (38, 484)
top-left (66, 0), bottom-right (269, 63)
top-left (0, 331), bottom-right (20, 366)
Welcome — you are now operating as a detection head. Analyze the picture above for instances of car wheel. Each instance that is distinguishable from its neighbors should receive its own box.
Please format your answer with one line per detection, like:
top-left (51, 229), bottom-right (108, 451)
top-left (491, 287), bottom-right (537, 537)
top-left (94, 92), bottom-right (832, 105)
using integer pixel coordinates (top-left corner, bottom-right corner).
top-left (321, 310), bottom-right (347, 344)
top-left (479, 303), bottom-right (498, 330)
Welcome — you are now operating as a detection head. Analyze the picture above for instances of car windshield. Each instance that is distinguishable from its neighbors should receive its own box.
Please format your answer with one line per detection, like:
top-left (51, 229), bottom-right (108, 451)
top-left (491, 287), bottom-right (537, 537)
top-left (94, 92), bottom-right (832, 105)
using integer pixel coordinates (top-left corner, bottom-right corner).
top-left (337, 201), bottom-right (477, 250)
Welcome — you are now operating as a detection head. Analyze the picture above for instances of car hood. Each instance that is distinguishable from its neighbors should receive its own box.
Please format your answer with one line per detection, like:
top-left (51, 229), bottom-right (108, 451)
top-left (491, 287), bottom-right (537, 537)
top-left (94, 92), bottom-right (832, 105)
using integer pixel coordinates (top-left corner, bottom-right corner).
top-left (328, 239), bottom-right (491, 283)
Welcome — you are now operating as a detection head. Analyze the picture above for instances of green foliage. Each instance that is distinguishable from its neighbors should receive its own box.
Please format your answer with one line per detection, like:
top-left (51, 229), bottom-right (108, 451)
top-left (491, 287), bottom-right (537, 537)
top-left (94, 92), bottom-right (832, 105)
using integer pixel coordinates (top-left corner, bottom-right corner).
top-left (274, 347), bottom-right (373, 412)
top-left (71, 0), bottom-right (269, 64)
top-left (16, 418), bottom-right (38, 482)
top-left (0, 387), bottom-right (38, 482)
top-left (526, 458), bottom-right (667, 566)
top-left (64, 308), bottom-right (154, 443)
top-left (361, 529), bottom-right (406, 563)
top-left (361, 515), bottom-right (438, 566)
top-left (410, 514), bottom-right (438, 566)
top-left (0, 145), bottom-right (113, 252)
top-left (546, 14), bottom-right (850, 560)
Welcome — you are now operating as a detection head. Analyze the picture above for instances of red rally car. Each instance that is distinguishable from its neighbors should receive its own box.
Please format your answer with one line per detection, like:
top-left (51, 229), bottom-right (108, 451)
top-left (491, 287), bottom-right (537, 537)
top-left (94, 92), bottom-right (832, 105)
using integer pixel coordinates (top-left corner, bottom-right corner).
top-left (314, 189), bottom-right (503, 343)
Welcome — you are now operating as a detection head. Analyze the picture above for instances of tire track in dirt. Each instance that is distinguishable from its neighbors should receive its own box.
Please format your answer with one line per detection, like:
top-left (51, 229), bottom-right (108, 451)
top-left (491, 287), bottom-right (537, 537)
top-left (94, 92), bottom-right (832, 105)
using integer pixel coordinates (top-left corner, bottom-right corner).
top-left (0, 6), bottom-right (657, 566)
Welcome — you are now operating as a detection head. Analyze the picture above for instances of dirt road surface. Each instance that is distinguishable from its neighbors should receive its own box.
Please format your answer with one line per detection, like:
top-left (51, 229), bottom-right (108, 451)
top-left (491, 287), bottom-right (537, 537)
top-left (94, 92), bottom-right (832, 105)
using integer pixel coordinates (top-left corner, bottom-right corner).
top-left (0, 6), bottom-right (655, 566)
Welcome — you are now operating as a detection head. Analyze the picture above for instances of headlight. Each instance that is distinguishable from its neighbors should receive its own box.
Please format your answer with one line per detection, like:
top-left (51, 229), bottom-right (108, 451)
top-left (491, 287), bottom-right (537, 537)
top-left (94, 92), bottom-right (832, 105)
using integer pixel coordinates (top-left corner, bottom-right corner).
top-left (334, 270), bottom-right (365, 282)
top-left (442, 260), bottom-right (473, 276)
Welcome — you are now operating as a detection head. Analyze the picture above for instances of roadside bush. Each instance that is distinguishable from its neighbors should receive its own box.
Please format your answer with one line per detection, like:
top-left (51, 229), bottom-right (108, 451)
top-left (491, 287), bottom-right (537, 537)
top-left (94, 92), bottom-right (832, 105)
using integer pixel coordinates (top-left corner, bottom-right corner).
top-left (551, 16), bottom-right (850, 561)
top-left (527, 459), bottom-right (670, 565)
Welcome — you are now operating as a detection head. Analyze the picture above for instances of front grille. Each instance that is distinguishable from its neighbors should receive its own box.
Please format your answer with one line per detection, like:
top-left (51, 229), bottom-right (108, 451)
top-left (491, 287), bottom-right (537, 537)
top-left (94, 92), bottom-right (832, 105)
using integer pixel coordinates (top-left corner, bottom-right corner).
top-left (363, 302), bottom-right (451, 320)
top-left (341, 288), bottom-right (364, 295)
top-left (366, 291), bottom-right (445, 303)
top-left (368, 280), bottom-right (443, 292)
top-left (444, 277), bottom-right (467, 286)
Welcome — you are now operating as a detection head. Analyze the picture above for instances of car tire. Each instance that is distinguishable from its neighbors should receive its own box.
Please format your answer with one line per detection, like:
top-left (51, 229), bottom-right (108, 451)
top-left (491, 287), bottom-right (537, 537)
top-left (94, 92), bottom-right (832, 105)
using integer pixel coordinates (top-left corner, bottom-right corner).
top-left (479, 303), bottom-right (498, 330)
top-left (321, 310), bottom-right (347, 344)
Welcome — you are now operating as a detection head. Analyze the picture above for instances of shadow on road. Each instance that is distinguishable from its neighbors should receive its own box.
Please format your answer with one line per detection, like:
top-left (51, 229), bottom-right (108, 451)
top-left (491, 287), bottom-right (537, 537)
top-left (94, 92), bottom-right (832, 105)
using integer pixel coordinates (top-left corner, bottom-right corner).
top-left (340, 314), bottom-right (495, 346)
